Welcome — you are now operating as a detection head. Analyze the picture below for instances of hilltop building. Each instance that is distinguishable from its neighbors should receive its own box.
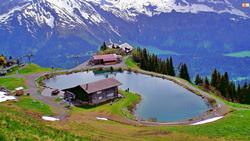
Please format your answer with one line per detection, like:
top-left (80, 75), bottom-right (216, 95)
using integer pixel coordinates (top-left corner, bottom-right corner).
top-left (63, 78), bottom-right (122, 105)
top-left (90, 54), bottom-right (122, 65)
top-left (107, 42), bottom-right (134, 53)
top-left (119, 43), bottom-right (134, 53)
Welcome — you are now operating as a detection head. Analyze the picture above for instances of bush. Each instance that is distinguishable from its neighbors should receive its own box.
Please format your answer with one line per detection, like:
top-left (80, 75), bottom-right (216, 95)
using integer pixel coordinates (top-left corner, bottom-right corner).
top-left (118, 67), bottom-right (123, 72)
top-left (110, 67), bottom-right (114, 72)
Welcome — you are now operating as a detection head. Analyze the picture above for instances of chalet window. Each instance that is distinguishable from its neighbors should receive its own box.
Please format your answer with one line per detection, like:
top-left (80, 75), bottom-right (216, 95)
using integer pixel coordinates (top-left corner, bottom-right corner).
top-left (97, 91), bottom-right (102, 94)
top-left (98, 96), bottom-right (103, 100)
top-left (107, 93), bottom-right (114, 97)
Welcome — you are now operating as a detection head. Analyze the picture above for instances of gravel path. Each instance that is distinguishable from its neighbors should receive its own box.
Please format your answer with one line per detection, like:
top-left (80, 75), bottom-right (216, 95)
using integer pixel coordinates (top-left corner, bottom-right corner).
top-left (24, 73), bottom-right (68, 119)
top-left (71, 56), bottom-right (128, 71)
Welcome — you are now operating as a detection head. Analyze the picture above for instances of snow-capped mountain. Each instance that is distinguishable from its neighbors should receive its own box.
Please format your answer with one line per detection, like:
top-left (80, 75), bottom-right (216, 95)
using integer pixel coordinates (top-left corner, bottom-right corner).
top-left (88, 0), bottom-right (249, 21)
top-left (0, 0), bottom-right (250, 80)
top-left (0, 0), bottom-right (249, 32)
top-left (0, 0), bottom-right (120, 37)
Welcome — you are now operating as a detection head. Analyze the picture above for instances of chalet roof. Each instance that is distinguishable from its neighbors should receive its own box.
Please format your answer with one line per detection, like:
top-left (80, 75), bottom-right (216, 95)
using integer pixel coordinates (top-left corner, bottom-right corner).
top-left (93, 54), bottom-right (118, 62)
top-left (80, 78), bottom-right (122, 94)
top-left (107, 43), bottom-right (119, 48)
top-left (119, 43), bottom-right (134, 50)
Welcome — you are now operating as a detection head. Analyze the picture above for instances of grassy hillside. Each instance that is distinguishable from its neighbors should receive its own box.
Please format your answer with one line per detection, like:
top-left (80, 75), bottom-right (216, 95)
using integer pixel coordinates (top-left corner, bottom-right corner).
top-left (17, 64), bottom-right (52, 75)
top-left (125, 57), bottom-right (140, 70)
top-left (0, 77), bottom-right (26, 90)
top-left (51, 98), bottom-right (250, 141)
top-left (1, 63), bottom-right (250, 141)
top-left (74, 90), bottom-right (141, 120)
top-left (14, 96), bottom-right (53, 115)
top-left (0, 103), bottom-right (88, 141)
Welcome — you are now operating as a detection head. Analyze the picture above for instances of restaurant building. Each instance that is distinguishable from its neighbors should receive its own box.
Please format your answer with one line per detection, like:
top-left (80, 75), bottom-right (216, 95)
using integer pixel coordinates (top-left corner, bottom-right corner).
top-left (63, 78), bottom-right (122, 105)
top-left (90, 54), bottom-right (122, 65)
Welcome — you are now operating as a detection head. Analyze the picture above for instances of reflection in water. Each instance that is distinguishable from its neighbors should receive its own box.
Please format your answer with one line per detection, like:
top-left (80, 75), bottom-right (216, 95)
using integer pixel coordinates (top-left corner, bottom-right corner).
top-left (45, 71), bottom-right (210, 122)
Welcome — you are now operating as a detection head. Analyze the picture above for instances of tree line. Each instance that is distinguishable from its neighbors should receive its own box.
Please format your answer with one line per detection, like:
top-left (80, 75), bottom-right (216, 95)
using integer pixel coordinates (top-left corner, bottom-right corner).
top-left (132, 48), bottom-right (176, 77)
top-left (131, 48), bottom-right (250, 105)
top-left (195, 70), bottom-right (250, 104)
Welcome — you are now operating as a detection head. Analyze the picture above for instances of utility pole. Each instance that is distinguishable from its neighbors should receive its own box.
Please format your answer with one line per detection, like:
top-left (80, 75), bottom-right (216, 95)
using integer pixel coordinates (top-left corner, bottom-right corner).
top-left (25, 53), bottom-right (34, 64)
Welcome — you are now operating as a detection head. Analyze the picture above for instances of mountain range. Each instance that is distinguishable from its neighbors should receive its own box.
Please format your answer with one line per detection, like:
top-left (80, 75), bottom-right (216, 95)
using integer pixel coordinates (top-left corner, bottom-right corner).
top-left (0, 0), bottom-right (250, 81)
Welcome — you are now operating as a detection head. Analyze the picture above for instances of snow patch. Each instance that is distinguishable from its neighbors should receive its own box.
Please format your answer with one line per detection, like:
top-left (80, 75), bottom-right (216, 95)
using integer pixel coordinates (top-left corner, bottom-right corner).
top-left (96, 117), bottom-right (108, 121)
top-left (0, 92), bottom-right (16, 103)
top-left (87, 0), bottom-right (249, 20)
top-left (191, 116), bottom-right (224, 125)
top-left (0, 3), bottom-right (30, 23)
top-left (42, 116), bottom-right (60, 121)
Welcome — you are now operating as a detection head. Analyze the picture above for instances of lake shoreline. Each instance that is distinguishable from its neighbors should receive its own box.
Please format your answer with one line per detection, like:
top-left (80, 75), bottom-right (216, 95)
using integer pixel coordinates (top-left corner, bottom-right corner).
top-left (39, 67), bottom-right (231, 126)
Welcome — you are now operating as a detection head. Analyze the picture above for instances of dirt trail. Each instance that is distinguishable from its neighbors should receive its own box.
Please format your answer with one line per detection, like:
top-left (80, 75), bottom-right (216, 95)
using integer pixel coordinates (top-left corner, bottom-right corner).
top-left (71, 57), bottom-right (128, 71)
top-left (24, 73), bottom-right (68, 119)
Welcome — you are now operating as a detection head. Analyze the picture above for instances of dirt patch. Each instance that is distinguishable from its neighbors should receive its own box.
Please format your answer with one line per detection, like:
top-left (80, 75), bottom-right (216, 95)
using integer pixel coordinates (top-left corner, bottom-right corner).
top-left (135, 130), bottom-right (171, 136)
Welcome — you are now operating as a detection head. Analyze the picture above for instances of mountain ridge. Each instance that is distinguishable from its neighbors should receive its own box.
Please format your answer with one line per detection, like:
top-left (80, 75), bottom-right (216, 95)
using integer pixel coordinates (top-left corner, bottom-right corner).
top-left (0, 0), bottom-right (250, 81)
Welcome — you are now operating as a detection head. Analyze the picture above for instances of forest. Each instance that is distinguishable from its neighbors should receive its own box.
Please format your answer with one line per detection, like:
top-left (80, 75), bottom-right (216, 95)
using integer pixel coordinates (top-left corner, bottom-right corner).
top-left (132, 48), bottom-right (250, 105)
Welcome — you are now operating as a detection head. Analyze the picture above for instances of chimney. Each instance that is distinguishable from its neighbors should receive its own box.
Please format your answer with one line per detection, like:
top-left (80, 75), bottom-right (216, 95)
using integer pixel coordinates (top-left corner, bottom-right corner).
top-left (86, 84), bottom-right (88, 90)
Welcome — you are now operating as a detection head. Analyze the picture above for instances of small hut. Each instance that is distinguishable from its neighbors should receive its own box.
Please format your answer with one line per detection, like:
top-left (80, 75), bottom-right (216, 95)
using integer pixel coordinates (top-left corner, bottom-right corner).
top-left (15, 87), bottom-right (24, 96)
top-left (91, 54), bottom-right (122, 65)
top-left (63, 78), bottom-right (122, 105)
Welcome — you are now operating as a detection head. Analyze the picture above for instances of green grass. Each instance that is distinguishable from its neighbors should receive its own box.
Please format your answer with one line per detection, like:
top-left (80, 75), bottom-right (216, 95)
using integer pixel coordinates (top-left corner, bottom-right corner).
top-left (5, 65), bottom-right (19, 75)
top-left (0, 77), bottom-right (26, 90)
top-left (18, 64), bottom-right (51, 75)
top-left (0, 104), bottom-right (89, 141)
top-left (15, 96), bottom-right (53, 115)
top-left (125, 57), bottom-right (140, 70)
top-left (109, 90), bottom-right (141, 119)
top-left (60, 89), bottom-right (250, 141)
top-left (73, 90), bottom-right (141, 119)
top-left (2, 63), bottom-right (250, 140)
top-left (160, 110), bottom-right (250, 140)
top-left (224, 51), bottom-right (250, 58)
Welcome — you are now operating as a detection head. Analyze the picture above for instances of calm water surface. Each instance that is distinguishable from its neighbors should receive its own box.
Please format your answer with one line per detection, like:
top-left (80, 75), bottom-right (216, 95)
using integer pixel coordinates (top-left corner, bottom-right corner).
top-left (45, 71), bottom-right (210, 122)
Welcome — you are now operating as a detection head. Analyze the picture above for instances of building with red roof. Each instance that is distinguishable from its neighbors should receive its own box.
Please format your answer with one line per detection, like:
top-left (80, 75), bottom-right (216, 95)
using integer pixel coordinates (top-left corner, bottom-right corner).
top-left (91, 54), bottom-right (122, 65)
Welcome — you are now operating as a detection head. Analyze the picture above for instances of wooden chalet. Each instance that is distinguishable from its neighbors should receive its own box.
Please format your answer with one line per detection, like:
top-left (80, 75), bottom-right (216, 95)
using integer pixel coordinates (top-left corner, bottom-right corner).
top-left (91, 54), bottom-right (122, 65)
top-left (63, 78), bottom-right (122, 105)
top-left (119, 43), bottom-right (134, 53)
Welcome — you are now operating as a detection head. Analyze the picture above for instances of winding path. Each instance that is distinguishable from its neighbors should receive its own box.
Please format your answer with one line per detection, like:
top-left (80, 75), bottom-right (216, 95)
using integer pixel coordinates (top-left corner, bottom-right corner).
top-left (12, 59), bottom-right (232, 125)
top-left (24, 73), bottom-right (68, 119)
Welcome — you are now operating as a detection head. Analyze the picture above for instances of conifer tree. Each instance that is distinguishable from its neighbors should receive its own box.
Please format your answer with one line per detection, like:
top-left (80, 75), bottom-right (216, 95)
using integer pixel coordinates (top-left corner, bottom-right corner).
top-left (168, 57), bottom-right (175, 76)
top-left (100, 42), bottom-right (107, 51)
top-left (179, 64), bottom-right (191, 82)
top-left (195, 74), bottom-right (203, 85)
top-left (204, 76), bottom-right (210, 90)
top-left (211, 69), bottom-right (218, 87)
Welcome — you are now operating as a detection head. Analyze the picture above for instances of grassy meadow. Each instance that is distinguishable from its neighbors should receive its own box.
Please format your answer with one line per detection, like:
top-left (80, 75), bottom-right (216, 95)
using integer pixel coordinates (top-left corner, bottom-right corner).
top-left (0, 77), bottom-right (26, 90)
top-left (17, 64), bottom-right (52, 75)
top-left (1, 63), bottom-right (250, 140)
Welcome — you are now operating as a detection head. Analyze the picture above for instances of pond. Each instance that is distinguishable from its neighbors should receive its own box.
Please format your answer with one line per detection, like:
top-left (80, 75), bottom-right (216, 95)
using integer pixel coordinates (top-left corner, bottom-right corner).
top-left (45, 71), bottom-right (211, 122)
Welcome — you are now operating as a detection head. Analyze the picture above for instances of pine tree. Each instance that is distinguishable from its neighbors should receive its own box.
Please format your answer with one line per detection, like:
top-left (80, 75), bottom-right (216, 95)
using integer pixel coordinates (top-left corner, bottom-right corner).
top-left (179, 64), bottom-right (191, 82)
top-left (217, 72), bottom-right (230, 98)
top-left (219, 75), bottom-right (227, 98)
top-left (211, 69), bottom-right (218, 87)
top-left (237, 84), bottom-right (241, 102)
top-left (239, 83), bottom-right (249, 104)
top-left (204, 76), bottom-right (210, 90)
top-left (168, 57), bottom-right (175, 76)
top-left (195, 74), bottom-right (203, 85)
top-left (100, 42), bottom-right (107, 51)
top-left (224, 72), bottom-right (229, 85)
top-left (227, 82), bottom-right (236, 102)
